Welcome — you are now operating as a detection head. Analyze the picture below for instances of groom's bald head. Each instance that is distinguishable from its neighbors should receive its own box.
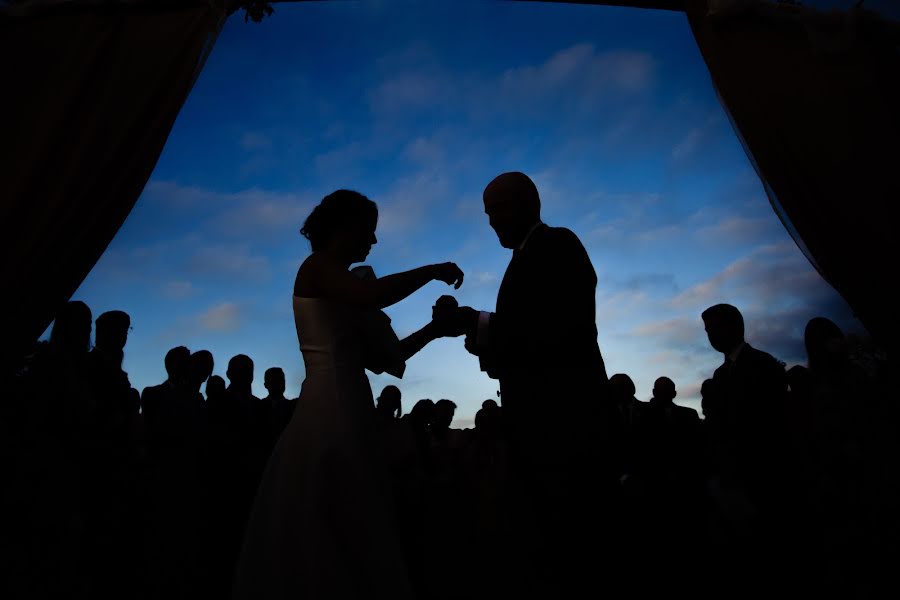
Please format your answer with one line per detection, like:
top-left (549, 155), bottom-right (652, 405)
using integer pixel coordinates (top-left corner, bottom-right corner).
top-left (484, 172), bottom-right (540, 213)
top-left (483, 172), bottom-right (541, 249)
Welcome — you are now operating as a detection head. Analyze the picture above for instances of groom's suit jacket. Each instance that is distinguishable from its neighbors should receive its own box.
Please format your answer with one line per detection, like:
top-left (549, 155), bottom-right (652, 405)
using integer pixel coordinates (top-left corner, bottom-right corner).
top-left (476, 224), bottom-right (610, 458)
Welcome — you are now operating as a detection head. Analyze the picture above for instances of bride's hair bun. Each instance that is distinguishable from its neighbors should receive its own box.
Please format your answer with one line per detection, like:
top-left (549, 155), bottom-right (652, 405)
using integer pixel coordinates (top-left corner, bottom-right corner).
top-left (300, 189), bottom-right (377, 251)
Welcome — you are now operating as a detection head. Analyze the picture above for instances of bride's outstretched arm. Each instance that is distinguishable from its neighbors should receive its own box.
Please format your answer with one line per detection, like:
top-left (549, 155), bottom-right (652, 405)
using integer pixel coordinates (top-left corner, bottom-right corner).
top-left (371, 263), bottom-right (463, 309)
top-left (398, 322), bottom-right (441, 362)
top-left (303, 255), bottom-right (464, 309)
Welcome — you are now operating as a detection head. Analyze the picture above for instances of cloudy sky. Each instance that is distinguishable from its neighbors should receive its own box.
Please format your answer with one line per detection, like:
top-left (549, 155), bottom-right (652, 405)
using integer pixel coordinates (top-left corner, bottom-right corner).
top-left (69, 1), bottom-right (862, 426)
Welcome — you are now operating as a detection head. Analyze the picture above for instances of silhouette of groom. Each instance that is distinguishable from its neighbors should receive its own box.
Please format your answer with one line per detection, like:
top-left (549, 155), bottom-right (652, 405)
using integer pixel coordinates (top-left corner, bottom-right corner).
top-left (437, 171), bottom-right (613, 597)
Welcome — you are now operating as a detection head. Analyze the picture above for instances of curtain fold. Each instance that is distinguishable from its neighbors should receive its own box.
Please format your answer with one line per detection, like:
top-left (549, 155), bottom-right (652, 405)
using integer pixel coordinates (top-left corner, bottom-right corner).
top-left (687, 4), bottom-right (900, 346)
top-left (0, 2), bottom-right (225, 368)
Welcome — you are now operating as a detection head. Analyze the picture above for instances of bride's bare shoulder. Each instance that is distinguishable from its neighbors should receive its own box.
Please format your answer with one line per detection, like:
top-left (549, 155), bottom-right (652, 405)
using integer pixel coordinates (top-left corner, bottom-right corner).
top-left (294, 253), bottom-right (346, 297)
top-left (294, 254), bottom-right (322, 297)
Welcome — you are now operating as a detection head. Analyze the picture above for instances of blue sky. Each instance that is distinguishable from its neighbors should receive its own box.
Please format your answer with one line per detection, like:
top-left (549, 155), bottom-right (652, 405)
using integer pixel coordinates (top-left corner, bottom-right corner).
top-left (69, 1), bottom-right (861, 426)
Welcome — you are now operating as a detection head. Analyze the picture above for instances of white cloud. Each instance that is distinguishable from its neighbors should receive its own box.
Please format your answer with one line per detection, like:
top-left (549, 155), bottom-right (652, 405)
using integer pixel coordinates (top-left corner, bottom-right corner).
top-left (161, 280), bottom-right (196, 300)
top-left (614, 273), bottom-right (679, 293)
top-left (187, 243), bottom-right (271, 281)
top-left (597, 289), bottom-right (650, 324)
top-left (240, 131), bottom-right (272, 151)
top-left (587, 222), bottom-right (625, 244)
top-left (628, 242), bottom-right (862, 365)
top-left (314, 141), bottom-right (370, 175)
top-left (377, 171), bottom-right (450, 236)
top-left (695, 216), bottom-right (776, 244)
top-left (498, 45), bottom-right (655, 106)
top-left (632, 317), bottom-right (701, 346)
top-left (143, 180), bottom-right (219, 208)
top-left (143, 180), bottom-right (314, 238)
top-left (636, 224), bottom-right (682, 243)
top-left (369, 72), bottom-right (448, 116)
top-left (212, 194), bottom-right (314, 237)
top-left (403, 136), bottom-right (446, 166)
top-left (669, 242), bottom-right (823, 311)
top-left (670, 274), bottom-right (727, 311)
top-left (575, 191), bottom-right (673, 248)
top-left (366, 43), bottom-right (654, 125)
top-left (501, 43), bottom-right (595, 91)
top-left (453, 198), bottom-right (485, 221)
top-left (678, 380), bottom-right (703, 402)
top-left (473, 271), bottom-right (498, 286)
top-left (671, 128), bottom-right (702, 160)
top-left (199, 302), bottom-right (240, 332)
top-left (455, 417), bottom-right (475, 430)
top-left (671, 111), bottom-right (729, 163)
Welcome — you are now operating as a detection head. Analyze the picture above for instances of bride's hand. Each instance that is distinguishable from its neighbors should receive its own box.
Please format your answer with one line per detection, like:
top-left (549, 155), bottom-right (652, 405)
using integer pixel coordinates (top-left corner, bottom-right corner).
top-left (430, 262), bottom-right (464, 289)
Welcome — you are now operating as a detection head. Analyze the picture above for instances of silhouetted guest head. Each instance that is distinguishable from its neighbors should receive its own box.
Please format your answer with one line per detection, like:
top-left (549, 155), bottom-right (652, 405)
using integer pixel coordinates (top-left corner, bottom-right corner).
top-left (409, 399), bottom-right (435, 430)
top-left (376, 385), bottom-right (402, 419)
top-left (483, 172), bottom-right (541, 249)
top-left (300, 189), bottom-right (378, 263)
top-left (264, 367), bottom-right (286, 397)
top-left (476, 399), bottom-right (502, 435)
top-left (787, 365), bottom-right (811, 398)
top-left (804, 317), bottom-right (846, 372)
top-left (702, 304), bottom-right (745, 355)
top-left (227, 354), bottom-right (254, 388)
top-left (94, 310), bottom-right (131, 352)
top-left (434, 399), bottom-right (457, 430)
top-left (609, 373), bottom-right (637, 404)
top-left (188, 350), bottom-right (214, 390)
top-left (50, 300), bottom-right (92, 353)
top-left (206, 375), bottom-right (226, 403)
top-left (164, 346), bottom-right (191, 384)
top-left (652, 377), bottom-right (677, 404)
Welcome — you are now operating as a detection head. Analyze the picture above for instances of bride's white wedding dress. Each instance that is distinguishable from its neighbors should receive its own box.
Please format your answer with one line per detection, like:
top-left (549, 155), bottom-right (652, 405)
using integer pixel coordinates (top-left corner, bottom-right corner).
top-left (233, 297), bottom-right (415, 600)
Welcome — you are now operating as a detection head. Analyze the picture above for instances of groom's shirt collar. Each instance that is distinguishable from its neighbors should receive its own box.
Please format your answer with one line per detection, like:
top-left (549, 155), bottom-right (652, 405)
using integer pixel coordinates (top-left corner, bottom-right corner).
top-left (727, 341), bottom-right (748, 365)
top-left (517, 221), bottom-right (544, 251)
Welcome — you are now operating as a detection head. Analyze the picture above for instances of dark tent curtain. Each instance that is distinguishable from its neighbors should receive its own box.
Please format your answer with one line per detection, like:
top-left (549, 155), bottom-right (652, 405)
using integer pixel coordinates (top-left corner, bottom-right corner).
top-left (687, 4), bottom-right (900, 346)
top-left (0, 2), bottom-right (226, 369)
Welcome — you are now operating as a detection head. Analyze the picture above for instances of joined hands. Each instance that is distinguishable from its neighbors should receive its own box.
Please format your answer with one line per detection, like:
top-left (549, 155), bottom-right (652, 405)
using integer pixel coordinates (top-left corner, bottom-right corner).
top-left (431, 295), bottom-right (478, 339)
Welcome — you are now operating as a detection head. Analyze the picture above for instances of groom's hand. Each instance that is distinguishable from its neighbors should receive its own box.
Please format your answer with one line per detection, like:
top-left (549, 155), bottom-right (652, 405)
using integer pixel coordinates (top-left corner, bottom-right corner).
top-left (452, 306), bottom-right (479, 338)
top-left (449, 306), bottom-right (478, 337)
top-left (432, 298), bottom-right (477, 338)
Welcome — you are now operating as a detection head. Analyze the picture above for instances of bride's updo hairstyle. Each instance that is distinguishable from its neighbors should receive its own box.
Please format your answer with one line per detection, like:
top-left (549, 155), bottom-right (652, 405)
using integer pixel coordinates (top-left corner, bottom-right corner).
top-left (300, 189), bottom-right (378, 251)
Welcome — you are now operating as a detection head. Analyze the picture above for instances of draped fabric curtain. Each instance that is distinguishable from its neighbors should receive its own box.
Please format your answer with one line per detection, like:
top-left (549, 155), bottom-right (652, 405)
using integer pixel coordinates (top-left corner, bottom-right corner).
top-left (0, 2), bottom-right (227, 370)
top-left (686, 3), bottom-right (900, 346)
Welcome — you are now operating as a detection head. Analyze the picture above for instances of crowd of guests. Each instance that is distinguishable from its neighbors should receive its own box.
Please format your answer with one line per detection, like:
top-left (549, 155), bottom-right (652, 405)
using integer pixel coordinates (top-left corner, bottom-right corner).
top-left (1, 299), bottom-right (896, 599)
top-left (3, 301), bottom-right (296, 598)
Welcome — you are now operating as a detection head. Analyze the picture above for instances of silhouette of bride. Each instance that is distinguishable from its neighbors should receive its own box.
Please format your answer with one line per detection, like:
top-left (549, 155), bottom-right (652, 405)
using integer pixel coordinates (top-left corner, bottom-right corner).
top-left (233, 190), bottom-right (463, 600)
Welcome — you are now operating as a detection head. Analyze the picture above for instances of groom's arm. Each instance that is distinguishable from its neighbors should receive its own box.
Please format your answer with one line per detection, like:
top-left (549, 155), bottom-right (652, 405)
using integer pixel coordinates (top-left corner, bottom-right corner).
top-left (477, 228), bottom-right (598, 371)
top-left (439, 306), bottom-right (501, 378)
top-left (459, 310), bottom-right (501, 379)
top-left (476, 311), bottom-right (492, 349)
